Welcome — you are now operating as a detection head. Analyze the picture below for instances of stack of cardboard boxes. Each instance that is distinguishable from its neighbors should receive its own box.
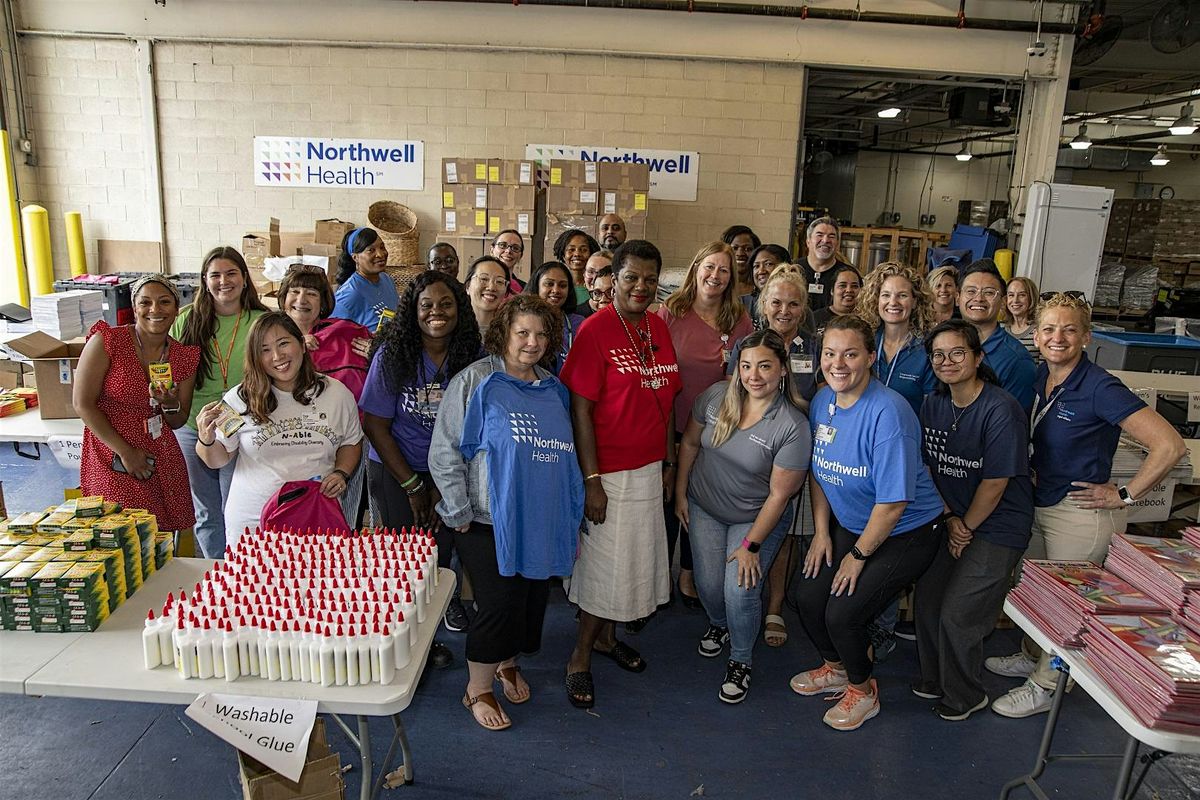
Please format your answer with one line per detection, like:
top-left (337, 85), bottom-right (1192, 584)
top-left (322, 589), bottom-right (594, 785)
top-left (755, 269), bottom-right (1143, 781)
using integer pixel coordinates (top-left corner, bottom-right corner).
top-left (242, 217), bottom-right (355, 295)
top-left (545, 160), bottom-right (650, 251)
top-left (440, 158), bottom-right (537, 280)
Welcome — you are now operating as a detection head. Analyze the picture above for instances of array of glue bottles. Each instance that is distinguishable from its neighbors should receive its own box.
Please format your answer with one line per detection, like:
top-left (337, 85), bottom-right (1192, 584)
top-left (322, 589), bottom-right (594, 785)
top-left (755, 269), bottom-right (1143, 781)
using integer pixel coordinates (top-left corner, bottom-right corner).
top-left (140, 526), bottom-right (440, 686)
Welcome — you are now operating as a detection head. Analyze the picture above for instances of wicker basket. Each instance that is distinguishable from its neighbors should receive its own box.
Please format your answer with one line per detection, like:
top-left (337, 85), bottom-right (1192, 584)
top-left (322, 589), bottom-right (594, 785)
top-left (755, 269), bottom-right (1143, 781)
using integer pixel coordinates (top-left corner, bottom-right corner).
top-left (368, 201), bottom-right (419, 267)
top-left (385, 265), bottom-right (425, 294)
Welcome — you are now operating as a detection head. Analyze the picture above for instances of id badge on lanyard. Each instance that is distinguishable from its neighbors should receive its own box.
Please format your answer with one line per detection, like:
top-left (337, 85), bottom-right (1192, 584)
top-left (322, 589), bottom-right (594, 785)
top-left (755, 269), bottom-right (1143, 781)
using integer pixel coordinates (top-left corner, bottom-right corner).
top-left (145, 414), bottom-right (163, 440)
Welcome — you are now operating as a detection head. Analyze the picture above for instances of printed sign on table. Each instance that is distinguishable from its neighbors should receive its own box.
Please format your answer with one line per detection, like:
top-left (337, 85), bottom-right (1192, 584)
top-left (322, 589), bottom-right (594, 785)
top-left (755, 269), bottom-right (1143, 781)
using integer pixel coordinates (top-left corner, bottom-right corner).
top-left (526, 143), bottom-right (700, 201)
top-left (186, 693), bottom-right (318, 782)
top-left (47, 434), bottom-right (83, 470)
top-left (254, 137), bottom-right (424, 190)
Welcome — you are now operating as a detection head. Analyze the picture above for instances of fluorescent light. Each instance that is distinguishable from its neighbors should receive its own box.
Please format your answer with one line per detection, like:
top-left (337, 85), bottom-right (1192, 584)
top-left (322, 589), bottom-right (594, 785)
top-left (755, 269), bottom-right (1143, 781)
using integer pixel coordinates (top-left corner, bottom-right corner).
top-left (955, 143), bottom-right (973, 161)
top-left (1069, 123), bottom-right (1092, 150)
top-left (877, 107), bottom-right (902, 119)
top-left (1149, 145), bottom-right (1170, 166)
top-left (1169, 104), bottom-right (1196, 136)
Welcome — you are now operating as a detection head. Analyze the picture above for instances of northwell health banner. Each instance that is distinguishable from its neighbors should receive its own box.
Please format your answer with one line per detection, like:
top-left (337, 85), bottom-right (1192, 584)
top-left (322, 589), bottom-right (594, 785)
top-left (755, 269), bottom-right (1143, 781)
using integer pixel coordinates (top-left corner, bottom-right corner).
top-left (526, 143), bottom-right (699, 201)
top-left (254, 136), bottom-right (425, 190)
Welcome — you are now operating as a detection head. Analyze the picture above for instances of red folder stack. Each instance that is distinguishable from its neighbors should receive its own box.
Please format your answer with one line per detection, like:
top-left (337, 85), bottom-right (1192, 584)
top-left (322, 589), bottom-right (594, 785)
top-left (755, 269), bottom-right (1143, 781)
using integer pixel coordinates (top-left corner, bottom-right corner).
top-left (1182, 592), bottom-right (1200, 638)
top-left (1083, 614), bottom-right (1200, 734)
top-left (1008, 560), bottom-right (1167, 647)
top-left (1105, 534), bottom-right (1200, 612)
top-left (1184, 527), bottom-right (1200, 549)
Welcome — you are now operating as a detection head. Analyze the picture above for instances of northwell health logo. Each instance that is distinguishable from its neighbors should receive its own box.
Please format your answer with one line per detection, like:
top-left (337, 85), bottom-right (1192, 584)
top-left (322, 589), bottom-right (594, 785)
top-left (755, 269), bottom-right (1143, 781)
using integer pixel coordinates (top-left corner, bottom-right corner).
top-left (509, 412), bottom-right (540, 443)
top-left (254, 136), bottom-right (425, 190)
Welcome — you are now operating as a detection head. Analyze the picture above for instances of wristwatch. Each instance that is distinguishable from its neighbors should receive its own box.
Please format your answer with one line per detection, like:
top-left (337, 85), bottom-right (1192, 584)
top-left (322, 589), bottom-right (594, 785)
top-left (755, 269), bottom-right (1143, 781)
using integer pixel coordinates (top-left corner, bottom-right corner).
top-left (850, 545), bottom-right (869, 561)
top-left (1117, 485), bottom-right (1135, 506)
top-left (741, 537), bottom-right (761, 553)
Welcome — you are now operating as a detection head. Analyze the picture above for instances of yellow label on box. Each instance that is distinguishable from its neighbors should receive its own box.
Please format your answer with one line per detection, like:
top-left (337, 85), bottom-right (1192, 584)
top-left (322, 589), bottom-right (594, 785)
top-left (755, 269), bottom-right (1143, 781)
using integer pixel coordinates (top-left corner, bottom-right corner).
top-left (148, 362), bottom-right (173, 390)
top-left (550, 168), bottom-right (562, 185)
top-left (474, 210), bottom-right (486, 226)
top-left (488, 166), bottom-right (500, 182)
top-left (442, 191), bottom-right (454, 208)
top-left (474, 163), bottom-right (487, 181)
top-left (489, 216), bottom-right (500, 233)
top-left (634, 193), bottom-right (647, 211)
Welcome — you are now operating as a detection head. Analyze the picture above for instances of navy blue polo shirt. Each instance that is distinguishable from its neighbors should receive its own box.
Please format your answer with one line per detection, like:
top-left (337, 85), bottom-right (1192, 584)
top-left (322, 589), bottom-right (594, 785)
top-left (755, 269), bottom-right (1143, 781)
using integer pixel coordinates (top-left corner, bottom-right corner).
top-left (1030, 353), bottom-right (1145, 507)
top-left (728, 331), bottom-right (819, 402)
top-left (875, 329), bottom-right (936, 416)
top-left (920, 383), bottom-right (1033, 550)
top-left (981, 326), bottom-right (1036, 412)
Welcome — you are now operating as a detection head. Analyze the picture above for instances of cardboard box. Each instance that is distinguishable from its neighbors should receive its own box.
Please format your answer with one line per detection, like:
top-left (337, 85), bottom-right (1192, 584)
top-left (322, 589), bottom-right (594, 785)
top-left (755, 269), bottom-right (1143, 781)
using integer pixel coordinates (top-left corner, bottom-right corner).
top-left (3, 332), bottom-right (86, 419)
top-left (487, 210), bottom-right (535, 237)
top-left (488, 185), bottom-right (536, 211)
top-left (442, 157), bottom-right (490, 185)
top-left (96, 240), bottom-right (164, 275)
top-left (237, 719), bottom-right (343, 800)
top-left (435, 236), bottom-right (489, 265)
top-left (547, 186), bottom-right (599, 216)
top-left (300, 243), bottom-right (340, 282)
top-left (312, 218), bottom-right (354, 247)
top-left (487, 158), bottom-right (536, 186)
top-left (624, 216), bottom-right (647, 239)
top-left (598, 162), bottom-right (651, 192)
top-left (544, 213), bottom-right (598, 259)
top-left (442, 184), bottom-right (489, 210)
top-left (548, 159), bottom-right (598, 189)
top-left (242, 218), bottom-right (282, 268)
top-left (600, 188), bottom-right (649, 219)
top-left (442, 208), bottom-right (488, 236)
top-left (0, 358), bottom-right (31, 390)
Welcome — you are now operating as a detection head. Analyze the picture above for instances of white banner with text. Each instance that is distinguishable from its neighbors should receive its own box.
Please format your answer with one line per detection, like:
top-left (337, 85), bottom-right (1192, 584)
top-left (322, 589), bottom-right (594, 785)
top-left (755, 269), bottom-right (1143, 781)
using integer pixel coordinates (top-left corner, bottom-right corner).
top-left (526, 143), bottom-right (699, 201)
top-left (254, 137), bottom-right (424, 190)
top-left (186, 693), bottom-right (318, 781)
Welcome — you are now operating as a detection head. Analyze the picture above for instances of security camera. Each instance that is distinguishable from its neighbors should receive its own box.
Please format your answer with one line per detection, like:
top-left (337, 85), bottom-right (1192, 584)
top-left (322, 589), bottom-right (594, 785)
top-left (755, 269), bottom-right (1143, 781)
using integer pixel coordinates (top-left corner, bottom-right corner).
top-left (1026, 40), bottom-right (1047, 56)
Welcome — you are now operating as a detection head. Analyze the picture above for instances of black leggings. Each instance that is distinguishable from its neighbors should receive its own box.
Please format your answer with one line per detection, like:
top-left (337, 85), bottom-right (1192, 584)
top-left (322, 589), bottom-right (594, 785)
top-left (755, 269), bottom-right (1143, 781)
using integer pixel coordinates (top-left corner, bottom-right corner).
top-left (367, 461), bottom-right (454, 572)
top-left (664, 432), bottom-right (693, 573)
top-left (793, 517), bottom-right (943, 684)
top-left (454, 521), bottom-right (551, 664)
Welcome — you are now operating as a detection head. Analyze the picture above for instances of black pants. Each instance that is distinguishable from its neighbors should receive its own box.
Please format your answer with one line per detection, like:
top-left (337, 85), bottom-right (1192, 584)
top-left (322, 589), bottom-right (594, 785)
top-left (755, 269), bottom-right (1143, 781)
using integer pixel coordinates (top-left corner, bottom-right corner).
top-left (794, 517), bottom-right (942, 685)
top-left (664, 432), bottom-right (693, 573)
top-left (914, 535), bottom-right (1024, 712)
top-left (455, 521), bottom-right (551, 664)
top-left (367, 461), bottom-right (453, 571)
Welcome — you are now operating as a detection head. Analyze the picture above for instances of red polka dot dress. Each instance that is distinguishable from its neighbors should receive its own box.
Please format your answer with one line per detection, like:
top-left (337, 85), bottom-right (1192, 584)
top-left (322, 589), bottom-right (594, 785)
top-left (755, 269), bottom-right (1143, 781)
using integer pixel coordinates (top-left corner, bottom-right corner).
top-left (79, 322), bottom-right (201, 531)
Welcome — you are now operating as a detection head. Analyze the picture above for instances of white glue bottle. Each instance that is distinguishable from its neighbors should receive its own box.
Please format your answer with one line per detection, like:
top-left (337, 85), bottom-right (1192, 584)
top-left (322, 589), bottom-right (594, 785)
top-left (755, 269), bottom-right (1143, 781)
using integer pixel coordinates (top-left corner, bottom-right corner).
top-left (345, 624), bottom-right (360, 687)
top-left (307, 622), bottom-right (323, 685)
top-left (277, 620), bottom-right (293, 682)
top-left (246, 618), bottom-right (261, 677)
top-left (235, 615), bottom-right (252, 677)
top-left (392, 611), bottom-right (411, 669)
top-left (265, 621), bottom-right (281, 681)
top-left (157, 602), bottom-right (174, 666)
top-left (174, 616), bottom-right (196, 679)
top-left (142, 610), bottom-right (162, 669)
top-left (288, 621), bottom-right (304, 681)
top-left (406, 588), bottom-right (424, 626)
top-left (196, 619), bottom-right (215, 680)
top-left (210, 618), bottom-right (225, 679)
top-left (357, 624), bottom-right (373, 683)
top-left (377, 622), bottom-right (395, 684)
top-left (222, 621), bottom-right (240, 682)
top-left (319, 625), bottom-right (336, 688)
top-left (333, 625), bottom-right (348, 686)
top-left (298, 621), bottom-right (312, 683)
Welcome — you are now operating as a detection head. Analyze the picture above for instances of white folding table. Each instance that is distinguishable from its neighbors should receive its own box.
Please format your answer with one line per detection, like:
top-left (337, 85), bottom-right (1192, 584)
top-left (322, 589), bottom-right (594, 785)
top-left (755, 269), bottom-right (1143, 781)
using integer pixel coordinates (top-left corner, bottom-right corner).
top-left (1000, 600), bottom-right (1200, 800)
top-left (3, 557), bottom-right (454, 800)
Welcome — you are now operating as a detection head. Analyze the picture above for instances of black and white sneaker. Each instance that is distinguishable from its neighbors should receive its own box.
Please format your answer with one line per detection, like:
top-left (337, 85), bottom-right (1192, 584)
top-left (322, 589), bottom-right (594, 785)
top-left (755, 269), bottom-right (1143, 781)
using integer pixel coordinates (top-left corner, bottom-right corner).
top-left (894, 619), bottom-right (916, 641)
top-left (697, 625), bottom-right (729, 658)
top-left (935, 696), bottom-right (988, 721)
top-left (719, 660), bottom-right (752, 704)
top-left (444, 597), bottom-right (469, 632)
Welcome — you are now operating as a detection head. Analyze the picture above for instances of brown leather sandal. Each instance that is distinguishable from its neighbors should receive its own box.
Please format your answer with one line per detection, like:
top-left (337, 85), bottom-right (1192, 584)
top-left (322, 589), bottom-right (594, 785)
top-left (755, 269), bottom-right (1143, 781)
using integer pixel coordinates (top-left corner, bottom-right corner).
top-left (495, 665), bottom-right (531, 704)
top-left (462, 691), bottom-right (512, 731)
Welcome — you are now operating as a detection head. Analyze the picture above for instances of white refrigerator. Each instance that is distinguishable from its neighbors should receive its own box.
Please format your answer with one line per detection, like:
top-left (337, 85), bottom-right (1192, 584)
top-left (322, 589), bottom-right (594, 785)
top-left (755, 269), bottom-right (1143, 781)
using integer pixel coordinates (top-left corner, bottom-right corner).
top-left (1016, 182), bottom-right (1114, 300)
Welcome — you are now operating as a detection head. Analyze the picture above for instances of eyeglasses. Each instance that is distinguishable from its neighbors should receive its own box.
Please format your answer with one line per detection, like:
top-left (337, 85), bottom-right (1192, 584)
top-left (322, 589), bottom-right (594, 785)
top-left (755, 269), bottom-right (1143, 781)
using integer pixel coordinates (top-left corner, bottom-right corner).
top-left (494, 242), bottom-right (523, 254)
top-left (428, 258), bottom-right (459, 268)
top-left (589, 288), bottom-right (615, 300)
top-left (930, 348), bottom-right (970, 365)
top-left (1040, 290), bottom-right (1089, 306)
top-left (962, 287), bottom-right (1000, 300)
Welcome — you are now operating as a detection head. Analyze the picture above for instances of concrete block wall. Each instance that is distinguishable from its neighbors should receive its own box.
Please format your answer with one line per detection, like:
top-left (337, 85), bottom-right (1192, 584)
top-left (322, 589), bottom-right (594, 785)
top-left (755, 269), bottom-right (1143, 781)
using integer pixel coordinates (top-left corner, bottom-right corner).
top-left (17, 38), bottom-right (801, 277)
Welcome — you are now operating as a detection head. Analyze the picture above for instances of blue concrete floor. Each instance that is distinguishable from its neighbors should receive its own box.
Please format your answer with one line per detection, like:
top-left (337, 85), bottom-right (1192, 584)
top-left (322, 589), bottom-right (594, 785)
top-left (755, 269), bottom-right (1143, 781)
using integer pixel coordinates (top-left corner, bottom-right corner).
top-left (2, 443), bottom-right (1198, 799)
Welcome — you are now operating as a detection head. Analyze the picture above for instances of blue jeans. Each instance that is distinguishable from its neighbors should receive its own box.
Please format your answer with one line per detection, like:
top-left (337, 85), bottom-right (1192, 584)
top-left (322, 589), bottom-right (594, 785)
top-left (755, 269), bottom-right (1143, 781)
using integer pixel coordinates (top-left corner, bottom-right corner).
top-left (688, 495), bottom-right (792, 665)
top-left (177, 425), bottom-right (235, 558)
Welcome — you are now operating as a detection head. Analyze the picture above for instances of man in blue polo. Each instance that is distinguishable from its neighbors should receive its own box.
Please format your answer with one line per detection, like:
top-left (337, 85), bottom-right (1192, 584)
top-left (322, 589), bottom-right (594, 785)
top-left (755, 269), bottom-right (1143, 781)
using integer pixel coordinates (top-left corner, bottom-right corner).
top-left (957, 261), bottom-right (1035, 411)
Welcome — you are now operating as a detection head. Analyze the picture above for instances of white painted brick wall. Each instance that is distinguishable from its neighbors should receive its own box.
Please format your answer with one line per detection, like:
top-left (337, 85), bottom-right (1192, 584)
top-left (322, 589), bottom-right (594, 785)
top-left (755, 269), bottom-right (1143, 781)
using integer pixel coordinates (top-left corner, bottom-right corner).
top-left (19, 37), bottom-right (802, 276)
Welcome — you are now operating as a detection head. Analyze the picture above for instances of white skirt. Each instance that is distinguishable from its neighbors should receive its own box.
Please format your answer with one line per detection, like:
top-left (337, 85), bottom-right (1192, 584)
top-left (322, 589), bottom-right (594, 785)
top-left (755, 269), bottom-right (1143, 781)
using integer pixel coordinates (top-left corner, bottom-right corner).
top-left (568, 462), bottom-right (670, 621)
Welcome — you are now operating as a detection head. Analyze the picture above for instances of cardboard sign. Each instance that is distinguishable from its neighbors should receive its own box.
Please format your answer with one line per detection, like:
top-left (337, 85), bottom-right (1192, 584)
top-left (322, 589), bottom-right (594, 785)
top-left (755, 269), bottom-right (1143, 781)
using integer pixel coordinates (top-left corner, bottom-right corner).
top-left (186, 693), bottom-right (318, 782)
top-left (1125, 480), bottom-right (1176, 523)
top-left (1188, 391), bottom-right (1200, 423)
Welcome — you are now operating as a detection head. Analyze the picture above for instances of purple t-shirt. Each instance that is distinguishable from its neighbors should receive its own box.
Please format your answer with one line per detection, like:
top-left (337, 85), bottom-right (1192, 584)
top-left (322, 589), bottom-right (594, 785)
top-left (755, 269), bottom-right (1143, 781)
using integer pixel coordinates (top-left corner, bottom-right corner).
top-left (359, 349), bottom-right (448, 472)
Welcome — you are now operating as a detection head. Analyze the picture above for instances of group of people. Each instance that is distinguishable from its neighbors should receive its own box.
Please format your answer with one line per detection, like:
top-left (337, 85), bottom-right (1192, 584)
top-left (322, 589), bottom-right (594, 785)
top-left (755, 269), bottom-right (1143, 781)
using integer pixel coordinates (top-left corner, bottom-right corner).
top-left (72, 214), bottom-right (1186, 734)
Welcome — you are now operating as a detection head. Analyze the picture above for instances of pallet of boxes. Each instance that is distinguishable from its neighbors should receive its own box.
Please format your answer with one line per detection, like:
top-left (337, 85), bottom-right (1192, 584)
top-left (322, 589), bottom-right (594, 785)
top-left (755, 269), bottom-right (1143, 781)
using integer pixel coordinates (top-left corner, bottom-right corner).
top-left (441, 157), bottom-right (538, 282)
top-left (545, 159), bottom-right (650, 253)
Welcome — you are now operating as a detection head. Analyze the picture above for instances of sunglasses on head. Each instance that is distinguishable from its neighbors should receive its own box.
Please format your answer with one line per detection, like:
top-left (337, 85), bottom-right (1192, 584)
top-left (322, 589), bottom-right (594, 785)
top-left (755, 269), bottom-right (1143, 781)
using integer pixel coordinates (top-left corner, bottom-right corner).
top-left (1040, 290), bottom-right (1089, 306)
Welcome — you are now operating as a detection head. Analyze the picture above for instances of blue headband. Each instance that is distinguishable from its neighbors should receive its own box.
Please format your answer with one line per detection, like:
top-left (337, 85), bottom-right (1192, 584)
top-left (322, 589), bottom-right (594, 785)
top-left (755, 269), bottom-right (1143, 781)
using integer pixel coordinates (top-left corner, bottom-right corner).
top-left (347, 227), bottom-right (366, 254)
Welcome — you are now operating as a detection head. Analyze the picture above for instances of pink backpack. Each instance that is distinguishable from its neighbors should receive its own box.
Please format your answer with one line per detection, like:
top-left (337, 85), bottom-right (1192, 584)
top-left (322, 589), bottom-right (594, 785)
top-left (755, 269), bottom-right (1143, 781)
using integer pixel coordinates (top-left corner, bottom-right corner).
top-left (310, 318), bottom-right (370, 400)
top-left (259, 480), bottom-right (353, 534)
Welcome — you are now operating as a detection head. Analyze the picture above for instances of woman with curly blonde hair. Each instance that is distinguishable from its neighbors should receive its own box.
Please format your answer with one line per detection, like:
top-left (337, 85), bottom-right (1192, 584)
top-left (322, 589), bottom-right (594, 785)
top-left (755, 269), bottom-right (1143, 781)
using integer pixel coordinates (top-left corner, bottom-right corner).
top-left (855, 261), bottom-right (936, 416)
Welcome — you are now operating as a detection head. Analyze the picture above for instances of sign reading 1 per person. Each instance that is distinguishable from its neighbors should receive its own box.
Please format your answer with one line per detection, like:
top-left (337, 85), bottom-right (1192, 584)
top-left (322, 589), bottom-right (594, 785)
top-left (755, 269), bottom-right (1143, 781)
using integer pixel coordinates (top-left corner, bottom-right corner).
top-left (254, 136), bottom-right (425, 190)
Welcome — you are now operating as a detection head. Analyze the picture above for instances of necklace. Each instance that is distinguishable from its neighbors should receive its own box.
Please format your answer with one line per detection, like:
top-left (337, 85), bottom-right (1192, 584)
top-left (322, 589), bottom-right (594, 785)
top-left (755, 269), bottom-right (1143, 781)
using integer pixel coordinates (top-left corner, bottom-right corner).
top-left (950, 382), bottom-right (984, 431)
top-left (615, 310), bottom-right (663, 390)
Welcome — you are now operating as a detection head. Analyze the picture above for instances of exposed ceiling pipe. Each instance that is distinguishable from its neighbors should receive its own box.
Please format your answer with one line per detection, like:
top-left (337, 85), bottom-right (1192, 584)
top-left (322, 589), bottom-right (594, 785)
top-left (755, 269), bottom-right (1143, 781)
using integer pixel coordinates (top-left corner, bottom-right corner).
top-left (408, 0), bottom-right (1080, 34)
top-left (1063, 93), bottom-right (1200, 124)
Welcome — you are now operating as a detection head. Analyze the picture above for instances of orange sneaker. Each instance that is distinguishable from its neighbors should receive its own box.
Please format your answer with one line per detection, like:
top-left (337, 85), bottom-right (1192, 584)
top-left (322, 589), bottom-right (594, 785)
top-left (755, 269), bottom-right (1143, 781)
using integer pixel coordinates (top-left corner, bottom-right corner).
top-left (823, 678), bottom-right (880, 731)
top-left (789, 663), bottom-right (849, 696)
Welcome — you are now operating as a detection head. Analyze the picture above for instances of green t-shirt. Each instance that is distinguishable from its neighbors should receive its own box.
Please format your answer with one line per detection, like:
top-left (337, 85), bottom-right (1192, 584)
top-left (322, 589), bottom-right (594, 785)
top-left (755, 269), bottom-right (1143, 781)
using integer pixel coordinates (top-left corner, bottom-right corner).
top-left (171, 306), bottom-right (265, 429)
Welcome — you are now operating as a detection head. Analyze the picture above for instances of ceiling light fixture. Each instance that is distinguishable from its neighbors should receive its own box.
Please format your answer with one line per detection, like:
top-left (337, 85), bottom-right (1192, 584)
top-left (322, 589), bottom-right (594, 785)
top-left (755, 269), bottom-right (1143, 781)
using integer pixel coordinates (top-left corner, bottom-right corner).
top-left (877, 107), bottom-right (902, 119)
top-left (1149, 145), bottom-right (1170, 166)
top-left (1168, 104), bottom-right (1197, 136)
top-left (1069, 123), bottom-right (1093, 150)
top-left (955, 143), bottom-right (973, 162)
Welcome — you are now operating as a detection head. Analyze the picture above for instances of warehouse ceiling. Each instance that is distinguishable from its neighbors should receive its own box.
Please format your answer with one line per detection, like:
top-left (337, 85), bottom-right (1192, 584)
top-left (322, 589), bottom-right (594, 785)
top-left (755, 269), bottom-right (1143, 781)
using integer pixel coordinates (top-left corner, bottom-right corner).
top-left (802, 0), bottom-right (1199, 160)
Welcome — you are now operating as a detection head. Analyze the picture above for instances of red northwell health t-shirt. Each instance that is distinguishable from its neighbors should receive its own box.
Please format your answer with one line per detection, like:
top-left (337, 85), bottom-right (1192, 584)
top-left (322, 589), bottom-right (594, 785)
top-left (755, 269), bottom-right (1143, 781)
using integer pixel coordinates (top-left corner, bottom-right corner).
top-left (560, 305), bottom-right (681, 475)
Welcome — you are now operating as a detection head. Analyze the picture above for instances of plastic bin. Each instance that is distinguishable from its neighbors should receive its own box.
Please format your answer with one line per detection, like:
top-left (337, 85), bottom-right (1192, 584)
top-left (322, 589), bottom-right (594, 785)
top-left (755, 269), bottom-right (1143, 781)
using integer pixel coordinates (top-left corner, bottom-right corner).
top-left (947, 224), bottom-right (1001, 265)
top-left (1087, 331), bottom-right (1200, 375)
top-left (53, 276), bottom-right (135, 326)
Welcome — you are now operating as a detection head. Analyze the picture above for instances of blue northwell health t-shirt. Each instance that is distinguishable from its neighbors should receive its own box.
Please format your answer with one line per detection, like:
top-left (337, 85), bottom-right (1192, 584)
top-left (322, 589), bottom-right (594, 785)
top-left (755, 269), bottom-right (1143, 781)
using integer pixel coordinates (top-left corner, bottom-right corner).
top-left (920, 382), bottom-right (1033, 550)
top-left (809, 379), bottom-right (943, 536)
top-left (332, 271), bottom-right (399, 331)
top-left (460, 371), bottom-right (584, 579)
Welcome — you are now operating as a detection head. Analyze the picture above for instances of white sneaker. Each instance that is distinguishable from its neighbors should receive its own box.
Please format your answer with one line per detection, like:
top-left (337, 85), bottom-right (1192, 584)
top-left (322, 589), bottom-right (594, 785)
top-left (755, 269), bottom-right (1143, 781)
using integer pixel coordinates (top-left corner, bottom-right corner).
top-left (984, 651), bottom-right (1037, 678)
top-left (991, 679), bottom-right (1054, 718)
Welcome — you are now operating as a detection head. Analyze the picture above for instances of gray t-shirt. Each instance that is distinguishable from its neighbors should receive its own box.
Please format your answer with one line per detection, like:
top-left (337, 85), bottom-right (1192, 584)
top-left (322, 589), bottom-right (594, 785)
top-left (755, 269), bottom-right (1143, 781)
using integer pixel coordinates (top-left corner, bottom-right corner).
top-left (687, 382), bottom-right (812, 524)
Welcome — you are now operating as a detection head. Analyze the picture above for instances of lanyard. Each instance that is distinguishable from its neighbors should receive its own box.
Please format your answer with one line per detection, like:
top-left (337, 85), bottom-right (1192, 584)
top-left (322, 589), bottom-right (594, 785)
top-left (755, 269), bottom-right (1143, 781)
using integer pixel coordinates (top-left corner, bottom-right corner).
top-left (1030, 384), bottom-right (1066, 436)
top-left (876, 332), bottom-right (911, 387)
top-left (563, 314), bottom-right (575, 352)
top-left (211, 311), bottom-right (244, 390)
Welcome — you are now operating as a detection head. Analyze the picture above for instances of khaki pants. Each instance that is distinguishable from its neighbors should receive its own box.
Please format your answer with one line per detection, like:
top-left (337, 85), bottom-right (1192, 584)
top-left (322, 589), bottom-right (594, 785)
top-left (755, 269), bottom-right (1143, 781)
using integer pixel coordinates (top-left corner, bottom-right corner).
top-left (1023, 497), bottom-right (1126, 689)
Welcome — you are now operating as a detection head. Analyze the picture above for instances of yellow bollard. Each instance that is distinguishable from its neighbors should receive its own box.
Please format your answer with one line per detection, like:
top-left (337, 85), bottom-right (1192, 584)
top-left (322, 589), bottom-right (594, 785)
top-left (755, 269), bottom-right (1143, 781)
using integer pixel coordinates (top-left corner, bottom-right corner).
top-left (994, 248), bottom-right (1015, 282)
top-left (21, 204), bottom-right (54, 296)
top-left (64, 211), bottom-right (87, 276)
top-left (0, 130), bottom-right (30, 305)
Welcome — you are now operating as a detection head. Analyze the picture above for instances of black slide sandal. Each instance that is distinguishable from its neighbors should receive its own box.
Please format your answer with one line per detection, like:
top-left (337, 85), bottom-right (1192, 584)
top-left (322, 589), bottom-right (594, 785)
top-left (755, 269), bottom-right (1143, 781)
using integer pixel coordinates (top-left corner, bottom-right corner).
top-left (566, 671), bottom-right (595, 709)
top-left (593, 640), bottom-right (647, 673)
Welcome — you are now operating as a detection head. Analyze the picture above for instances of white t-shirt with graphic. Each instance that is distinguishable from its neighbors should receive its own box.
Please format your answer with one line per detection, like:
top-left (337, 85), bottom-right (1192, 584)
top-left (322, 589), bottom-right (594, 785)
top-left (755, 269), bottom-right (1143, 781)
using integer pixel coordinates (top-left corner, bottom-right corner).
top-left (217, 377), bottom-right (364, 547)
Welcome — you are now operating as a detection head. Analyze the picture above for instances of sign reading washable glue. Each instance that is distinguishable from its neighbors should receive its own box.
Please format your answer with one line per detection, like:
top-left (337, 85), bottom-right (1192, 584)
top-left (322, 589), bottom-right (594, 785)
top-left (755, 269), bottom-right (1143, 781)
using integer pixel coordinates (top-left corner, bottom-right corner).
top-left (186, 693), bottom-right (317, 781)
top-left (254, 137), bottom-right (424, 189)
top-left (526, 144), bottom-right (700, 201)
